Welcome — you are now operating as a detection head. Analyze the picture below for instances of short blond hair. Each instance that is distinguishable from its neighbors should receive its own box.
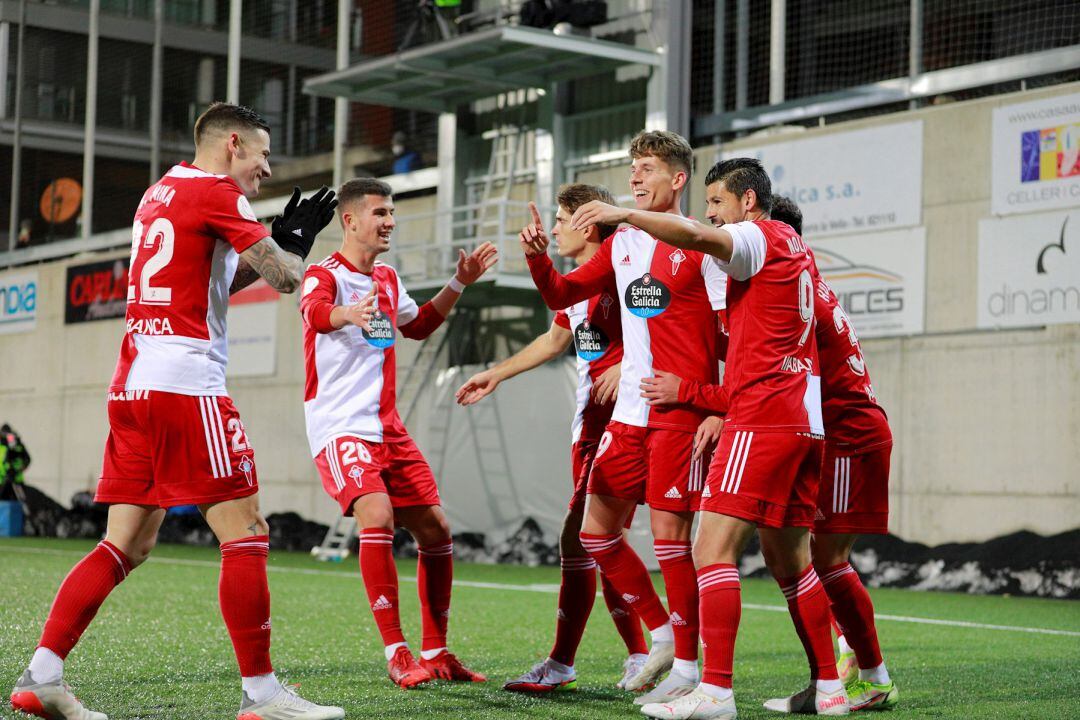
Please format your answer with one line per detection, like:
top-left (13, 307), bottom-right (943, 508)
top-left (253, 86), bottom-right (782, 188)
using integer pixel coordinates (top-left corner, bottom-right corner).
top-left (629, 130), bottom-right (694, 177)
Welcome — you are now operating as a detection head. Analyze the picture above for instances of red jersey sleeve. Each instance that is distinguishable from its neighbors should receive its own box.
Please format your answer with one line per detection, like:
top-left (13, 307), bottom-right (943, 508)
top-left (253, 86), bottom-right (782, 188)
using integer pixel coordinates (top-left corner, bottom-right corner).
top-left (300, 265), bottom-right (338, 333)
top-left (399, 302), bottom-right (445, 340)
top-left (553, 310), bottom-right (570, 329)
top-left (526, 238), bottom-right (615, 310)
top-left (679, 379), bottom-right (729, 416)
top-left (201, 178), bottom-right (268, 253)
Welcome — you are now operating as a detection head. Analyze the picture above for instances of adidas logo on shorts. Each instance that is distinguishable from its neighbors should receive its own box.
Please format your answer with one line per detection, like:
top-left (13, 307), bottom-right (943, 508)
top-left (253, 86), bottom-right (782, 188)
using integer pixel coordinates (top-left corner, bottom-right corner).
top-left (664, 486), bottom-right (682, 499)
top-left (815, 508), bottom-right (827, 521)
top-left (702, 485), bottom-right (712, 498)
top-left (621, 592), bottom-right (639, 604)
top-left (557, 608), bottom-right (567, 621)
top-left (670, 611), bottom-right (687, 627)
top-left (372, 595), bottom-right (394, 611)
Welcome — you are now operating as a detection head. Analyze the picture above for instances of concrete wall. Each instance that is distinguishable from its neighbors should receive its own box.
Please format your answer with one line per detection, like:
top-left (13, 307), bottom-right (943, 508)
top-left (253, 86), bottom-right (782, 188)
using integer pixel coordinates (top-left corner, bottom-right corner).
top-left (2, 84), bottom-right (1078, 546)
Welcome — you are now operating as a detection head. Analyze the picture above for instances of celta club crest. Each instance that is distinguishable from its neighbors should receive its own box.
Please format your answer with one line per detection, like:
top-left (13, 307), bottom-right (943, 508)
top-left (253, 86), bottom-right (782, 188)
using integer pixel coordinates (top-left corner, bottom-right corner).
top-left (642, 273), bottom-right (652, 285)
top-left (599, 293), bottom-right (614, 319)
top-left (669, 248), bottom-right (686, 276)
top-left (348, 465), bottom-right (364, 488)
top-left (238, 455), bottom-right (254, 486)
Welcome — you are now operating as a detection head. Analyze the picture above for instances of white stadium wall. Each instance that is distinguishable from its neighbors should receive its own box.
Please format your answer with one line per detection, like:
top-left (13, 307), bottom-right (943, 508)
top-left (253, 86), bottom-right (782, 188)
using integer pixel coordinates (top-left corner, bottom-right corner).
top-left (1, 84), bottom-right (1078, 546)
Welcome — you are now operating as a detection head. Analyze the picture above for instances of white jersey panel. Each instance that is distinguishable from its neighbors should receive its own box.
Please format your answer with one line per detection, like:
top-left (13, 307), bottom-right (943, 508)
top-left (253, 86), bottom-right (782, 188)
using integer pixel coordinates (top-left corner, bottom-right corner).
top-left (609, 228), bottom-right (657, 429)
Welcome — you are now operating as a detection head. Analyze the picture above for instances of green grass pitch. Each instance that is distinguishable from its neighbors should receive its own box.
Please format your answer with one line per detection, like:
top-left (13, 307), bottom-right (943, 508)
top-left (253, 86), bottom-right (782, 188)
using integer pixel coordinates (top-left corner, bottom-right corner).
top-left (2, 538), bottom-right (1078, 719)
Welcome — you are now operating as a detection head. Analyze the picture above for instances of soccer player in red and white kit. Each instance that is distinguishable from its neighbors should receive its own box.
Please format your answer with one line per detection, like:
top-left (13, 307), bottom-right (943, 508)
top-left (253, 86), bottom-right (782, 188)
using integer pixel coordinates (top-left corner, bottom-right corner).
top-left (770, 197), bottom-right (897, 711)
top-left (455, 184), bottom-right (649, 693)
top-left (9, 104), bottom-right (346, 720)
top-left (572, 158), bottom-right (846, 718)
top-left (300, 178), bottom-right (495, 690)
top-left (520, 131), bottom-right (728, 705)
top-left (640, 195), bottom-right (899, 712)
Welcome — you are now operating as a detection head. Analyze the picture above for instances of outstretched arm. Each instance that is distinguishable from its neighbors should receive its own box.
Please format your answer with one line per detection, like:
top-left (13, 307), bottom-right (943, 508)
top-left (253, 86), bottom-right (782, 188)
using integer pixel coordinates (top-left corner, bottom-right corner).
top-left (571, 200), bottom-right (737, 262)
top-left (398, 242), bottom-right (499, 340)
top-left (521, 201), bottom-right (614, 309)
top-left (235, 238), bottom-right (304, 293)
top-left (455, 320), bottom-right (573, 406)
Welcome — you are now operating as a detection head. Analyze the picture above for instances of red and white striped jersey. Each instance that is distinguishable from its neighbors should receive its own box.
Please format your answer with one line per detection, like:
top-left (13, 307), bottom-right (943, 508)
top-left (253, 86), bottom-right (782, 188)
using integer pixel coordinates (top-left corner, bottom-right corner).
top-left (716, 219), bottom-right (824, 435)
top-left (109, 162), bottom-right (267, 396)
top-left (300, 253), bottom-right (445, 456)
top-left (812, 274), bottom-right (891, 449)
top-left (553, 282), bottom-right (623, 444)
top-left (528, 225), bottom-right (727, 432)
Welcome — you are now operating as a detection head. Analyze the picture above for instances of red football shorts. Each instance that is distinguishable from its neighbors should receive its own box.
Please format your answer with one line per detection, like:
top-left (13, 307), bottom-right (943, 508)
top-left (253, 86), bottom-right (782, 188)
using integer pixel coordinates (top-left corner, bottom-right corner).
top-left (814, 440), bottom-right (891, 535)
top-left (586, 421), bottom-right (707, 512)
top-left (572, 438), bottom-right (635, 528)
top-left (315, 434), bottom-right (440, 516)
top-left (700, 429), bottom-right (823, 528)
top-left (97, 391), bottom-right (258, 508)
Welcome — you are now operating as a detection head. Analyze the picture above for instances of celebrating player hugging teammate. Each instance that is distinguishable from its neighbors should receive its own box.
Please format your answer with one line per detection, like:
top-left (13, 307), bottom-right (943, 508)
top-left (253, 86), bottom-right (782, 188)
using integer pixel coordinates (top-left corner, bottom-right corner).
top-left (456, 183), bottom-right (651, 693)
top-left (10, 102), bottom-right (346, 720)
top-left (521, 130), bottom-right (728, 706)
top-left (299, 178), bottom-right (495, 691)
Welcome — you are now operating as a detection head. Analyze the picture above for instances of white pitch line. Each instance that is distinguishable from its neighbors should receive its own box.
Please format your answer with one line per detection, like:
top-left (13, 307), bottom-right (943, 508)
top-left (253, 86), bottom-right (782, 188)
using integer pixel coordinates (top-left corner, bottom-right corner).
top-left (4, 545), bottom-right (1079, 638)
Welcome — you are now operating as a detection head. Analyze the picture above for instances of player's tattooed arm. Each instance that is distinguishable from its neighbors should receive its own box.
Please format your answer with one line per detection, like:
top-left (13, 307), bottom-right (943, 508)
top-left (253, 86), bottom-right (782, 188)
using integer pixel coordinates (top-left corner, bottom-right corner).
top-left (236, 237), bottom-right (303, 294)
top-left (229, 258), bottom-right (260, 295)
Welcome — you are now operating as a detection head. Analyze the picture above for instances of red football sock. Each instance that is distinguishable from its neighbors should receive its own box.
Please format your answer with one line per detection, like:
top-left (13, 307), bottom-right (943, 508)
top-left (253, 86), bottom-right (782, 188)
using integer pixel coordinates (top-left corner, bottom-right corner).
top-left (417, 540), bottom-right (453, 651)
top-left (600, 571), bottom-right (648, 656)
top-left (697, 564), bottom-right (741, 688)
top-left (818, 562), bottom-right (883, 669)
top-left (359, 528), bottom-right (404, 647)
top-left (776, 565), bottom-right (838, 681)
top-left (38, 540), bottom-right (132, 659)
top-left (655, 539), bottom-right (699, 661)
top-left (830, 615), bottom-right (844, 639)
top-left (579, 533), bottom-right (669, 631)
top-left (549, 556), bottom-right (597, 666)
top-left (219, 536), bottom-right (273, 677)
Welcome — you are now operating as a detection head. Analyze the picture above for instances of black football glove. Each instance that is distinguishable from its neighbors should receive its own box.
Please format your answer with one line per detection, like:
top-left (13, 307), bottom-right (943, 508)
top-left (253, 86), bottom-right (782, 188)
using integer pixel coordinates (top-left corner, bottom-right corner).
top-left (271, 186), bottom-right (339, 259)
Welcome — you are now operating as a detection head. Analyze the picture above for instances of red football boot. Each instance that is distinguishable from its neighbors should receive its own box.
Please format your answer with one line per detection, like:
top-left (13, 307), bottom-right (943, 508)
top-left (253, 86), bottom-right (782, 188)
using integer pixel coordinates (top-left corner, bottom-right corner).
top-left (419, 651), bottom-right (487, 682)
top-left (387, 646), bottom-right (433, 689)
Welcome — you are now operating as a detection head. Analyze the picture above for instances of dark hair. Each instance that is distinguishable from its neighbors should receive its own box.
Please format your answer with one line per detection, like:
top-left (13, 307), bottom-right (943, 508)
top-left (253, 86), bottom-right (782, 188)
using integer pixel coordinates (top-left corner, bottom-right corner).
top-left (629, 130), bottom-right (694, 177)
top-left (193, 102), bottom-right (270, 145)
top-left (557, 183), bottom-right (618, 240)
top-left (769, 195), bottom-right (802, 235)
top-left (338, 178), bottom-right (393, 212)
top-left (704, 158), bottom-right (773, 212)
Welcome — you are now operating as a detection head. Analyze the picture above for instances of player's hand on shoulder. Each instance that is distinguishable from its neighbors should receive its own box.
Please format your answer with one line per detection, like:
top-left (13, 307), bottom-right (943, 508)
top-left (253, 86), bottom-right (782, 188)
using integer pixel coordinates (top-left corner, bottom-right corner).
top-left (519, 201), bottom-right (550, 257)
top-left (271, 186), bottom-right (339, 260)
top-left (341, 281), bottom-right (378, 332)
top-left (592, 364), bottom-right (621, 405)
top-left (640, 369), bottom-right (681, 406)
top-left (694, 416), bottom-right (724, 460)
top-left (456, 242), bottom-right (499, 285)
top-left (456, 370), bottom-right (499, 406)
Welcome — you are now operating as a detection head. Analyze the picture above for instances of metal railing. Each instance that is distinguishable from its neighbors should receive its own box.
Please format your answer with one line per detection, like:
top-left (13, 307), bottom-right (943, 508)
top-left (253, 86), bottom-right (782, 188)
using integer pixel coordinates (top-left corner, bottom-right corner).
top-left (387, 198), bottom-right (553, 290)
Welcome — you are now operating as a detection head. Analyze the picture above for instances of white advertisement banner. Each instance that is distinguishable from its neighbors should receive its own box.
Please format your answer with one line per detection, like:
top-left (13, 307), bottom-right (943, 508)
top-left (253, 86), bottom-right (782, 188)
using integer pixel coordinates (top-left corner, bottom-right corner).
top-left (812, 227), bottom-right (926, 338)
top-left (977, 210), bottom-right (1080, 329)
top-left (226, 280), bottom-right (278, 378)
top-left (991, 93), bottom-right (1080, 216)
top-left (725, 121), bottom-right (923, 237)
top-left (0, 270), bottom-right (38, 335)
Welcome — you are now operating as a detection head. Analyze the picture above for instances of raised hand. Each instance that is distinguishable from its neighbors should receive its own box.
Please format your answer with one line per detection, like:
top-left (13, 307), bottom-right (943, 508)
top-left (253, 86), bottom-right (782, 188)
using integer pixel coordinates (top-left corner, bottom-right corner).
top-left (456, 241), bottom-right (499, 285)
top-left (640, 369), bottom-right (682, 406)
top-left (272, 185), bottom-right (339, 260)
top-left (519, 201), bottom-right (550, 257)
top-left (570, 200), bottom-right (629, 232)
top-left (694, 416), bottom-right (723, 460)
top-left (455, 369), bottom-right (500, 406)
top-left (592, 363), bottom-right (621, 405)
top-left (341, 281), bottom-right (378, 332)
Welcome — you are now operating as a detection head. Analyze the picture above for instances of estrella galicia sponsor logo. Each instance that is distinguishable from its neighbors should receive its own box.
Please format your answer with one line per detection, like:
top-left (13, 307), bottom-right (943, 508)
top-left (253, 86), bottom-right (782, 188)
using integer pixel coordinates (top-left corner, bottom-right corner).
top-left (574, 320), bottom-right (609, 361)
top-left (815, 249), bottom-right (904, 317)
top-left (625, 273), bottom-right (670, 318)
top-left (0, 271), bottom-right (38, 334)
top-left (363, 312), bottom-right (395, 348)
